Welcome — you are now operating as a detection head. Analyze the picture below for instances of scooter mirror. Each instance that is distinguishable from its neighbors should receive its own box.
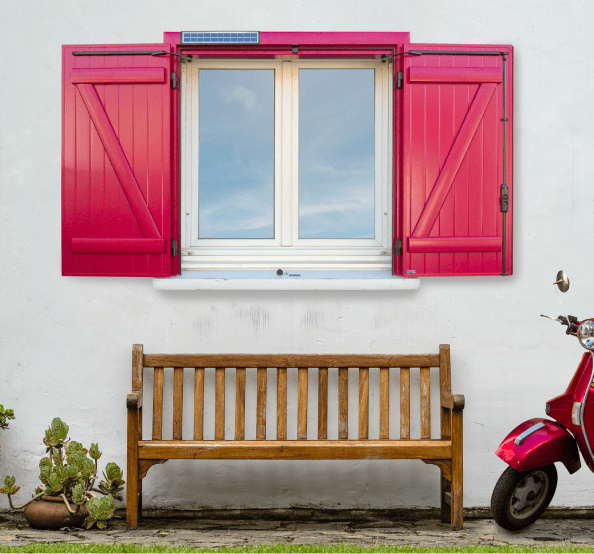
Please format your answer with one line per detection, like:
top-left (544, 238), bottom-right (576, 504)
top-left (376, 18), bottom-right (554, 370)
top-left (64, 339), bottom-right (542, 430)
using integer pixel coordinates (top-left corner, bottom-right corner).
top-left (555, 270), bottom-right (570, 292)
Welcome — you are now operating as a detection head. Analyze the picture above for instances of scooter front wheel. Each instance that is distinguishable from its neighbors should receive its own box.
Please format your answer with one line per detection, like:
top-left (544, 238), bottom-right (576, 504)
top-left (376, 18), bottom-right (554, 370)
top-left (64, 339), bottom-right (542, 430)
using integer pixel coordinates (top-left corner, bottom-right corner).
top-left (491, 464), bottom-right (557, 530)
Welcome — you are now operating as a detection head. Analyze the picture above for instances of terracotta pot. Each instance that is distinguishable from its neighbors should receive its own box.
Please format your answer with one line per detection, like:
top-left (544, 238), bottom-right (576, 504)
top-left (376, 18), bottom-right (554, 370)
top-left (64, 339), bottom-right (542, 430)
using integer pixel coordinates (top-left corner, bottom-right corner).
top-left (24, 495), bottom-right (88, 529)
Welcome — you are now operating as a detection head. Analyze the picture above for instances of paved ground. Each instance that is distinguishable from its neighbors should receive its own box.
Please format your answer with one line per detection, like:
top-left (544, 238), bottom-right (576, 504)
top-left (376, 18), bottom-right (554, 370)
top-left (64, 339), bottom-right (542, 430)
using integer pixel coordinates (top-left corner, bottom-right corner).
top-left (2, 508), bottom-right (594, 549)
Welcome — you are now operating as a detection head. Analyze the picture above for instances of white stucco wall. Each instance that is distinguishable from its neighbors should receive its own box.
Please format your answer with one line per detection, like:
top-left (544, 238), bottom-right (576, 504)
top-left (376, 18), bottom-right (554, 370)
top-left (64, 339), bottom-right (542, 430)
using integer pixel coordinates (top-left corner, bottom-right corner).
top-left (2, 0), bottom-right (594, 512)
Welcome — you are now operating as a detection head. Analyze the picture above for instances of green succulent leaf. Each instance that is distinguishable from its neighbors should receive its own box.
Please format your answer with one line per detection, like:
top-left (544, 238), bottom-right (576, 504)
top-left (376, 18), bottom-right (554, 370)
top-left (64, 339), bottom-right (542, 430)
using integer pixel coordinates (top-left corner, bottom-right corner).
top-left (83, 516), bottom-right (96, 530)
top-left (65, 441), bottom-right (85, 457)
top-left (44, 418), bottom-right (69, 449)
top-left (39, 465), bottom-right (51, 485)
top-left (80, 458), bottom-right (95, 481)
top-left (84, 494), bottom-right (115, 529)
top-left (72, 483), bottom-right (86, 505)
top-left (39, 457), bottom-right (52, 470)
top-left (89, 443), bottom-right (101, 461)
top-left (104, 463), bottom-right (122, 482)
top-left (45, 473), bottom-right (63, 496)
top-left (0, 475), bottom-right (19, 495)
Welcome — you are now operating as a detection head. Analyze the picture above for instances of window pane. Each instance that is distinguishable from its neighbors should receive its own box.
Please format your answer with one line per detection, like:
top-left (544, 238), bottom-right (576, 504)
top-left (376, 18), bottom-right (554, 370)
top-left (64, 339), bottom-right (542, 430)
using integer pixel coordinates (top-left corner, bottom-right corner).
top-left (199, 70), bottom-right (274, 238)
top-left (299, 69), bottom-right (375, 239)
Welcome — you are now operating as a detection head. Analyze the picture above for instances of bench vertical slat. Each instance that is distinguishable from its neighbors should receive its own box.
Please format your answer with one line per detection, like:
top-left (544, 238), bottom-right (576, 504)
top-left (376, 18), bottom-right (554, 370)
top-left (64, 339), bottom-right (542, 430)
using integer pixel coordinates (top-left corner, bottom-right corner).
top-left (338, 367), bottom-right (348, 439)
top-left (420, 367), bottom-right (431, 439)
top-left (173, 368), bottom-right (184, 440)
top-left (379, 367), bottom-right (389, 439)
top-left (277, 368), bottom-right (287, 440)
top-left (193, 368), bottom-right (204, 440)
top-left (318, 368), bottom-right (328, 439)
top-left (440, 345), bottom-right (452, 440)
top-left (152, 367), bottom-right (164, 441)
top-left (358, 367), bottom-right (369, 439)
top-left (400, 367), bottom-right (410, 439)
top-left (297, 368), bottom-right (308, 440)
top-left (215, 368), bottom-right (225, 440)
top-left (256, 368), bottom-right (267, 440)
top-left (235, 368), bottom-right (246, 440)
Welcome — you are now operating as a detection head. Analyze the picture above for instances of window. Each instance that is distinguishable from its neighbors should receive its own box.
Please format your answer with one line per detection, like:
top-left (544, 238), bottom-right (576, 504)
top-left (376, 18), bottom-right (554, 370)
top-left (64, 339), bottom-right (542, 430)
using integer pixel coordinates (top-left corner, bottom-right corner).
top-left (180, 59), bottom-right (393, 272)
top-left (61, 33), bottom-right (513, 279)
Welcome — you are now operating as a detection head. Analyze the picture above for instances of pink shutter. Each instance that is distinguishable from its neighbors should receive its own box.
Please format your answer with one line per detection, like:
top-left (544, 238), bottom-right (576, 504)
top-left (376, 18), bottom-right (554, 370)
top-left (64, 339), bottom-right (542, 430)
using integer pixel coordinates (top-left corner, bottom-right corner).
top-left (62, 44), bottom-right (177, 277)
top-left (398, 44), bottom-right (513, 277)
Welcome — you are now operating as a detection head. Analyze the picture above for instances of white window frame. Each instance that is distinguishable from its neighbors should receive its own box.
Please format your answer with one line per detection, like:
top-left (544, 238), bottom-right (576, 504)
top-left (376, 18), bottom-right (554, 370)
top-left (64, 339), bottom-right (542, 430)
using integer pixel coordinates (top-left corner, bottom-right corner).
top-left (180, 58), bottom-right (393, 272)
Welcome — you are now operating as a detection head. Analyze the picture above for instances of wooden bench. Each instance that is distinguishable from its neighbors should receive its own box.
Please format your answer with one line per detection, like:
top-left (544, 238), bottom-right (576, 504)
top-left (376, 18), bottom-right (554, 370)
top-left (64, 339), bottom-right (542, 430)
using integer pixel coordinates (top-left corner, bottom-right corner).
top-left (126, 344), bottom-right (465, 529)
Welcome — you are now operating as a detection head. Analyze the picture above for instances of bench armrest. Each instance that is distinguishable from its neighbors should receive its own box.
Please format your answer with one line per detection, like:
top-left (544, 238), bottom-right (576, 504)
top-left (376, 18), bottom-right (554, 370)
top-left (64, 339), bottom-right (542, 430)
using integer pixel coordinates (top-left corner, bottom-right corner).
top-left (441, 392), bottom-right (465, 411)
top-left (127, 392), bottom-right (143, 410)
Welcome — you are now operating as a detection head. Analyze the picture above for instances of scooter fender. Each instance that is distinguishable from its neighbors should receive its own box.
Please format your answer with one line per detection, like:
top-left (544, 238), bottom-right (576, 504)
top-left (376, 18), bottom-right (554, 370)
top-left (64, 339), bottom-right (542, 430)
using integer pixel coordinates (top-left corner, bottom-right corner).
top-left (495, 417), bottom-right (581, 474)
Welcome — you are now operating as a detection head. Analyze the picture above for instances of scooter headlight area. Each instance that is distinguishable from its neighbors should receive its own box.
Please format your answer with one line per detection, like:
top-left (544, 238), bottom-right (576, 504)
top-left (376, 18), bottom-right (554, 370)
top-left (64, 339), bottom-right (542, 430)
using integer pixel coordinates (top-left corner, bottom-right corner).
top-left (577, 319), bottom-right (594, 350)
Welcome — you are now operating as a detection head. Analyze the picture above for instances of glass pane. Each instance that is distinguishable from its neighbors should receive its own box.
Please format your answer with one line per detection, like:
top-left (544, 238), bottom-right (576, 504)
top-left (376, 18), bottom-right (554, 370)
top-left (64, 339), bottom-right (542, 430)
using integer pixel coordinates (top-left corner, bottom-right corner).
top-left (299, 69), bottom-right (375, 239)
top-left (199, 69), bottom-right (274, 238)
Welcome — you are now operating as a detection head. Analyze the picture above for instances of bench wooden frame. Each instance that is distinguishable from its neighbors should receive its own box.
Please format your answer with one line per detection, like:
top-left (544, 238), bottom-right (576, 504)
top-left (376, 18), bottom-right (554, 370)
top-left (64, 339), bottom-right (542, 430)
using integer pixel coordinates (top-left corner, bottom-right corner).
top-left (126, 344), bottom-right (464, 529)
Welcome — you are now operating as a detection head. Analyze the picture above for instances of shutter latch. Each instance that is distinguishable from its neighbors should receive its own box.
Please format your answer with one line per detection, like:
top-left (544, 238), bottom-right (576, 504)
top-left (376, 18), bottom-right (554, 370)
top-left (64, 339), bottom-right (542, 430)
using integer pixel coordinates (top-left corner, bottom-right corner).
top-left (396, 71), bottom-right (403, 89)
top-left (500, 184), bottom-right (509, 213)
top-left (171, 239), bottom-right (178, 257)
top-left (394, 239), bottom-right (402, 257)
top-left (171, 71), bottom-right (178, 89)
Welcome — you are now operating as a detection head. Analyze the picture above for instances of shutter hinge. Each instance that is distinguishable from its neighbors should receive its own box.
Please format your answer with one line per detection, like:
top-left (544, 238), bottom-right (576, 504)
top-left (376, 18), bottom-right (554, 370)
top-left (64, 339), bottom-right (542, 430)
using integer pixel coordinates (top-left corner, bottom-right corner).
top-left (396, 71), bottom-right (403, 89)
top-left (171, 239), bottom-right (178, 257)
top-left (395, 239), bottom-right (402, 257)
top-left (500, 184), bottom-right (509, 213)
top-left (171, 71), bottom-right (178, 89)
top-left (291, 44), bottom-right (298, 54)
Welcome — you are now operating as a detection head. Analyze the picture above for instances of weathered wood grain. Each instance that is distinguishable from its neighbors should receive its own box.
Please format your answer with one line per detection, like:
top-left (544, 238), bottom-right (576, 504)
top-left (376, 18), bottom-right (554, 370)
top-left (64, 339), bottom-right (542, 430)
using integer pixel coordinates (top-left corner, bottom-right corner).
top-left (133, 344), bottom-right (143, 392)
top-left (256, 368), bottom-right (267, 440)
top-left (144, 354), bottom-right (440, 369)
top-left (318, 368), bottom-right (328, 439)
top-left (173, 368), bottom-right (184, 440)
top-left (400, 368), bottom-right (410, 439)
top-left (215, 368), bottom-right (225, 440)
top-left (420, 367), bottom-right (431, 439)
top-left (193, 368), bottom-right (204, 441)
top-left (358, 368), bottom-right (369, 439)
top-left (338, 368), bottom-right (348, 440)
top-left (379, 367), bottom-right (389, 439)
top-left (138, 440), bottom-right (453, 460)
top-left (235, 368), bottom-right (246, 440)
top-left (440, 344), bottom-right (452, 440)
top-left (277, 368), bottom-right (287, 440)
top-left (298, 368), bottom-right (308, 440)
top-left (152, 367), bottom-right (164, 441)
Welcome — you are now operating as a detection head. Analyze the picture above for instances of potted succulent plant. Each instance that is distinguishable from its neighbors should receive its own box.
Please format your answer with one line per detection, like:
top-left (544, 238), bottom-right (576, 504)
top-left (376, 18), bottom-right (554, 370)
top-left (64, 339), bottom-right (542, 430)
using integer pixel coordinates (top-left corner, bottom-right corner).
top-left (0, 418), bottom-right (124, 529)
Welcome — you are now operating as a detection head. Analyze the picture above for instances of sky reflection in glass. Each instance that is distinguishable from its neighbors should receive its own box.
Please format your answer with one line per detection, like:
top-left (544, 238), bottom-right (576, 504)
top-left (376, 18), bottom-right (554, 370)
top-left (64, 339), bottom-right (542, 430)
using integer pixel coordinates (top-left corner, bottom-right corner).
top-left (299, 69), bottom-right (375, 239)
top-left (199, 69), bottom-right (274, 238)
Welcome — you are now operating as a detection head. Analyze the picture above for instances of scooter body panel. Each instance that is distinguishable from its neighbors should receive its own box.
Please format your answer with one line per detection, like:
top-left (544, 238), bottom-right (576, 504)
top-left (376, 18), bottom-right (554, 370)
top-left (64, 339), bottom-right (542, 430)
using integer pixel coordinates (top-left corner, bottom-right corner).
top-left (495, 417), bottom-right (581, 474)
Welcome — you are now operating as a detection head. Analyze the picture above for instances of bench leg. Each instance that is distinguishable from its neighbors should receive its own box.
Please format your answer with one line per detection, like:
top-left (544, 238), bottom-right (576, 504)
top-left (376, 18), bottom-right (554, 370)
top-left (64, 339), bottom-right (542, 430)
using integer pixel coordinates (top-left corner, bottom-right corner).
top-left (126, 408), bottom-right (139, 529)
top-left (450, 409), bottom-right (463, 529)
top-left (441, 473), bottom-right (451, 524)
top-left (138, 480), bottom-right (143, 523)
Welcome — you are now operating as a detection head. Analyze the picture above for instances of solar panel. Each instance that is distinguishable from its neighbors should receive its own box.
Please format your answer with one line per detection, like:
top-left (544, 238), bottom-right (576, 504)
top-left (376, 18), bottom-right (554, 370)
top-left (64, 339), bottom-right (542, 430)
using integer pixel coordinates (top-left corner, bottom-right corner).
top-left (181, 32), bottom-right (260, 44)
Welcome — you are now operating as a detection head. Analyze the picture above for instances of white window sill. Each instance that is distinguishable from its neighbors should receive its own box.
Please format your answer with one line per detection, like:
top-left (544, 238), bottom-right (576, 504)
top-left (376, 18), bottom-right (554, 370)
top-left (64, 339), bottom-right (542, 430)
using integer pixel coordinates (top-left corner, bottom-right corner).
top-left (153, 271), bottom-right (420, 291)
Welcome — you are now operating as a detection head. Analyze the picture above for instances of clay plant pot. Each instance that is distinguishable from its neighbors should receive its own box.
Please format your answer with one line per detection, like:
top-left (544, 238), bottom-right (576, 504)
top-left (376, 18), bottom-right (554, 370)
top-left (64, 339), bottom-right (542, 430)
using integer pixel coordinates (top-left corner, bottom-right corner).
top-left (24, 495), bottom-right (88, 529)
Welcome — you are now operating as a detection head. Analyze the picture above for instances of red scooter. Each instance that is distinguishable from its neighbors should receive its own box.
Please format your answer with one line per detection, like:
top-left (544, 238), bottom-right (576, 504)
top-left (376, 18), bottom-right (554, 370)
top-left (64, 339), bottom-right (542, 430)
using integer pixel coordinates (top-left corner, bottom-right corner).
top-left (491, 271), bottom-right (594, 530)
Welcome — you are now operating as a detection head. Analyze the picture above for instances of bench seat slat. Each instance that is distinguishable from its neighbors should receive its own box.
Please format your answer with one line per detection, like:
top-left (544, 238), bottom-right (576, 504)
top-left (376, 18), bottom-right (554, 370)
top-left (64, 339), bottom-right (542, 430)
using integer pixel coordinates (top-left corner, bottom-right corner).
top-left (277, 368), bottom-right (287, 440)
top-left (138, 440), bottom-right (452, 460)
top-left (194, 368), bottom-right (204, 440)
top-left (256, 368), bottom-right (267, 440)
top-left (143, 354), bottom-right (440, 368)
top-left (152, 367), bottom-right (164, 440)
top-left (379, 367), bottom-right (389, 439)
top-left (318, 368), bottom-right (328, 439)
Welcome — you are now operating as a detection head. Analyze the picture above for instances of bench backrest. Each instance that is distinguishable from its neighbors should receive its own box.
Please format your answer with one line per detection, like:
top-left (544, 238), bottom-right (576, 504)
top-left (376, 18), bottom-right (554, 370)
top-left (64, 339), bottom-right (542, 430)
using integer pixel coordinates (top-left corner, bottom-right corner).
top-left (132, 346), bottom-right (452, 442)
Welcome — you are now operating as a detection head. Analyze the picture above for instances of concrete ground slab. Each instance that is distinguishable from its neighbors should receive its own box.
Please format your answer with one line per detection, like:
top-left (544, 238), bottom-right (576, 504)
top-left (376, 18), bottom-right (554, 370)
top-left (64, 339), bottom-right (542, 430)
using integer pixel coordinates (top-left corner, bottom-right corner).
top-left (1, 509), bottom-right (594, 549)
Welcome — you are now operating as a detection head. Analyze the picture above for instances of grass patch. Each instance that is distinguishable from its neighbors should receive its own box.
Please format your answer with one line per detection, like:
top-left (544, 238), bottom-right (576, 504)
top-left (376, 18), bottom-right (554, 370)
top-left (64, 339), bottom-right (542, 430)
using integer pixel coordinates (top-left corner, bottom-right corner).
top-left (0, 545), bottom-right (593, 553)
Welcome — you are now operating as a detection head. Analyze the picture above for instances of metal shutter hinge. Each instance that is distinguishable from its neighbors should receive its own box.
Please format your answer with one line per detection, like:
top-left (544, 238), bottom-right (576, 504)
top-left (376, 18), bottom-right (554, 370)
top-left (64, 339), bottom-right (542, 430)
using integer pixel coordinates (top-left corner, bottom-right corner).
top-left (500, 184), bottom-right (509, 213)
top-left (171, 239), bottom-right (178, 256)
top-left (395, 239), bottom-right (402, 257)
top-left (171, 71), bottom-right (178, 89)
top-left (396, 71), bottom-right (403, 89)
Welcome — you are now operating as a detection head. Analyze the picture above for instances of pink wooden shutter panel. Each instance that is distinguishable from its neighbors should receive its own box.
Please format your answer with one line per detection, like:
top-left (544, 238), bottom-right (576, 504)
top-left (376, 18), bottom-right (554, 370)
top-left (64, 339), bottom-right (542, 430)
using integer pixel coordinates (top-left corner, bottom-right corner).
top-left (399, 45), bottom-right (513, 277)
top-left (62, 45), bottom-right (176, 277)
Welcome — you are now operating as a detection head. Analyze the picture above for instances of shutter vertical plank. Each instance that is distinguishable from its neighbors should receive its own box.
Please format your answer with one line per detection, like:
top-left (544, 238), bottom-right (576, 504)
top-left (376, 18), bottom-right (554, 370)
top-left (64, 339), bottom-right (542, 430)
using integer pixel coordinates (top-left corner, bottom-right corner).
top-left (193, 368), bottom-right (204, 440)
top-left (235, 368), bottom-right (246, 440)
top-left (297, 368), bottom-right (308, 440)
top-left (277, 368), bottom-right (287, 440)
top-left (215, 368), bottom-right (225, 440)
top-left (358, 368), bottom-right (369, 439)
top-left (152, 367), bottom-right (164, 440)
top-left (420, 367), bottom-right (431, 439)
top-left (256, 368), bottom-right (267, 440)
top-left (173, 368), bottom-right (184, 440)
top-left (379, 367), bottom-right (389, 439)
top-left (338, 368), bottom-right (348, 439)
top-left (400, 368), bottom-right (410, 439)
top-left (318, 368), bottom-right (328, 439)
